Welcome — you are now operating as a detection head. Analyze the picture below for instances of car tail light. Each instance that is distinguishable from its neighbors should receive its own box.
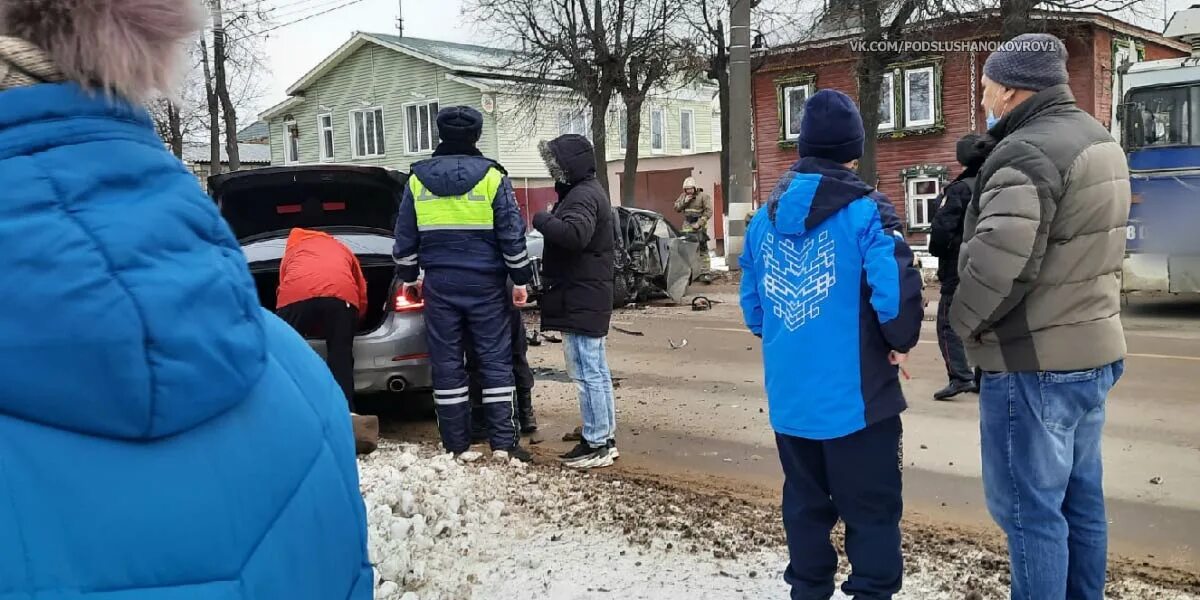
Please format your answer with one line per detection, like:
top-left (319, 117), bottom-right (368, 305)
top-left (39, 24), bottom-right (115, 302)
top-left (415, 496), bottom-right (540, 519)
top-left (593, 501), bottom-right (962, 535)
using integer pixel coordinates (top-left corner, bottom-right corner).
top-left (393, 285), bottom-right (424, 313)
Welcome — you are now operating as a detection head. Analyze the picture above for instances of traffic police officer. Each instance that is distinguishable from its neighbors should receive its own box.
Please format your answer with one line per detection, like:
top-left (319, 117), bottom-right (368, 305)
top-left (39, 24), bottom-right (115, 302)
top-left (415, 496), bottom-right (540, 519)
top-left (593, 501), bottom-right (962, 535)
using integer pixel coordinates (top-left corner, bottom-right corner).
top-left (393, 106), bottom-right (534, 461)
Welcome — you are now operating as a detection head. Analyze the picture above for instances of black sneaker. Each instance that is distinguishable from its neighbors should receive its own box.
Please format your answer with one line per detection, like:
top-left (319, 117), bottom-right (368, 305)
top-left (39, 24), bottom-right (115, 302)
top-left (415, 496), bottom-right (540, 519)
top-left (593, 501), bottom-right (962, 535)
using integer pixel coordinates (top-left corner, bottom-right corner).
top-left (934, 380), bottom-right (977, 401)
top-left (568, 445), bottom-right (613, 470)
top-left (559, 441), bottom-right (593, 462)
top-left (496, 446), bottom-right (533, 463)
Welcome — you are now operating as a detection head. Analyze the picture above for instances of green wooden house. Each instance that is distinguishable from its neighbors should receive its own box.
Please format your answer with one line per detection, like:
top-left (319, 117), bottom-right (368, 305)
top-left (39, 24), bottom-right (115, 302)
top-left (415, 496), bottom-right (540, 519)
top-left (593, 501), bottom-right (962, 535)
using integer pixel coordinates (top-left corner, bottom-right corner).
top-left (261, 33), bottom-right (722, 217)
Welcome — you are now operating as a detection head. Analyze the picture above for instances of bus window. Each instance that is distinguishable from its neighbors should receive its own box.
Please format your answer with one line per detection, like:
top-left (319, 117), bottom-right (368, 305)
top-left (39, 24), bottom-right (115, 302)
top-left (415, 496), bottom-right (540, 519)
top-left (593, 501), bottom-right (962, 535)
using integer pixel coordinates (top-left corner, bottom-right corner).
top-left (1124, 86), bottom-right (1190, 150)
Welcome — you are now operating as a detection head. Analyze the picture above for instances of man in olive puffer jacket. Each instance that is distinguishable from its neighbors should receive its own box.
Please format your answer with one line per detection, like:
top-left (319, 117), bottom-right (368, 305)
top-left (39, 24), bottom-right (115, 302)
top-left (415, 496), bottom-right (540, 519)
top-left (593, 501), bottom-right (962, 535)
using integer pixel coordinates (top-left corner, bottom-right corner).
top-left (952, 33), bottom-right (1131, 600)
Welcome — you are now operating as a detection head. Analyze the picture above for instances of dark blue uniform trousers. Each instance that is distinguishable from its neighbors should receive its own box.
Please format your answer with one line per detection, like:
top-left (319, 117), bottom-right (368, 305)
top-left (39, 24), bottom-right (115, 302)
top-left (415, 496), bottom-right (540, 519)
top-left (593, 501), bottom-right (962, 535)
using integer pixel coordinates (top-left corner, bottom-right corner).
top-left (423, 270), bottom-right (518, 453)
top-left (775, 415), bottom-right (904, 600)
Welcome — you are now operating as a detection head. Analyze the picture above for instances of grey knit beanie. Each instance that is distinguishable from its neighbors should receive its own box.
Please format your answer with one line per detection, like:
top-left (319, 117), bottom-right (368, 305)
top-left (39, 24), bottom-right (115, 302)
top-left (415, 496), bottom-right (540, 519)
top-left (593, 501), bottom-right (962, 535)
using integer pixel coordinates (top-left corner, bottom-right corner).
top-left (983, 33), bottom-right (1068, 92)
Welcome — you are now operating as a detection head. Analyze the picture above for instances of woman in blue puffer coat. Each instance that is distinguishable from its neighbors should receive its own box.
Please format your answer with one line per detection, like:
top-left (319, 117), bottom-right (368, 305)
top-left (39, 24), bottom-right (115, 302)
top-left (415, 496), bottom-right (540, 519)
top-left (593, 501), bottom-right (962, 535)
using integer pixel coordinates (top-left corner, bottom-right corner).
top-left (0, 1), bottom-right (372, 598)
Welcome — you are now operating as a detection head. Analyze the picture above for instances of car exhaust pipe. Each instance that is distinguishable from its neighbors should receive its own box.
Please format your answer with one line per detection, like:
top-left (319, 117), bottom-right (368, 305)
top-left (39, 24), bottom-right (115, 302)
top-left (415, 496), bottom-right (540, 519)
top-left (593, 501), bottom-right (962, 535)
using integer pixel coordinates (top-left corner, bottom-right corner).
top-left (387, 377), bottom-right (407, 393)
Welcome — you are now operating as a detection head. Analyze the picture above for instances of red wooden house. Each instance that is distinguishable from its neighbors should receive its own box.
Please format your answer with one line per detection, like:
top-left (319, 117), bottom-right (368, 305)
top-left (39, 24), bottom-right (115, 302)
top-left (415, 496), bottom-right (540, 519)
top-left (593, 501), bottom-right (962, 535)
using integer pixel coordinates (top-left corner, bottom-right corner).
top-left (752, 10), bottom-right (1186, 247)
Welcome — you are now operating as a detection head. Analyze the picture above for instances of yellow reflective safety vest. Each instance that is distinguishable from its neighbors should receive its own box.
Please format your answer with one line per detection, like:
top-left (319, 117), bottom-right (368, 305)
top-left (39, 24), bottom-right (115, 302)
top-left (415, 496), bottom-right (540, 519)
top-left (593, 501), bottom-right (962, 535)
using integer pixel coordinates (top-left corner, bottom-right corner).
top-left (410, 167), bottom-right (504, 231)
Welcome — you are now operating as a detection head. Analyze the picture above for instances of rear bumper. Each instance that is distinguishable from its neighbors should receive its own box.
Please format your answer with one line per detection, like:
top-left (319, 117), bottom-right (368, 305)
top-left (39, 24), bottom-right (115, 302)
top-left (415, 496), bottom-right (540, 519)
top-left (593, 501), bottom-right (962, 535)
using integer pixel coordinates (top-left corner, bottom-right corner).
top-left (307, 311), bottom-right (433, 395)
top-left (1123, 253), bottom-right (1200, 294)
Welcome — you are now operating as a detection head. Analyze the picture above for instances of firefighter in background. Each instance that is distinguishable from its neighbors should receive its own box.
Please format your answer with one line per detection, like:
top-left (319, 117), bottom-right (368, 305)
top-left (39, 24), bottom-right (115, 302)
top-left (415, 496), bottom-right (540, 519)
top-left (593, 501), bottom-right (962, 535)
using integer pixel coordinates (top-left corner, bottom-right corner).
top-left (392, 106), bottom-right (535, 462)
top-left (674, 177), bottom-right (714, 283)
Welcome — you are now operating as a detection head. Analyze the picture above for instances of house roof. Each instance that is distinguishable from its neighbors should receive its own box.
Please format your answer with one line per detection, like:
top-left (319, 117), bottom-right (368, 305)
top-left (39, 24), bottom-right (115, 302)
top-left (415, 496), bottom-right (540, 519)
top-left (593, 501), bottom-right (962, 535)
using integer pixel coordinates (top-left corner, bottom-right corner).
top-left (182, 143), bottom-right (272, 165)
top-left (365, 34), bottom-right (522, 71)
top-left (237, 121), bottom-right (269, 142)
top-left (279, 32), bottom-right (523, 99)
top-left (261, 32), bottom-right (718, 120)
top-left (759, 9), bottom-right (1188, 57)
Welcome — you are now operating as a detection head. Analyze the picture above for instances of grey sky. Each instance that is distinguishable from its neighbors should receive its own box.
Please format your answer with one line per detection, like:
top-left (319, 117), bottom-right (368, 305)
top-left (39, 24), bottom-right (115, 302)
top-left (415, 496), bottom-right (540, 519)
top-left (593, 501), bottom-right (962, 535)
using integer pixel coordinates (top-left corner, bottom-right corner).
top-left (258, 0), bottom-right (472, 117)
top-left (254, 0), bottom-right (1193, 119)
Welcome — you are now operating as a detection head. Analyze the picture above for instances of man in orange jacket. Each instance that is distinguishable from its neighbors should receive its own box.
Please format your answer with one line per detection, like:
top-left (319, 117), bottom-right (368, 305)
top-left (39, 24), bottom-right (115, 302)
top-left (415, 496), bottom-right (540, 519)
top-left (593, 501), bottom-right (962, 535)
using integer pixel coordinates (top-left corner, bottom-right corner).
top-left (276, 228), bottom-right (368, 410)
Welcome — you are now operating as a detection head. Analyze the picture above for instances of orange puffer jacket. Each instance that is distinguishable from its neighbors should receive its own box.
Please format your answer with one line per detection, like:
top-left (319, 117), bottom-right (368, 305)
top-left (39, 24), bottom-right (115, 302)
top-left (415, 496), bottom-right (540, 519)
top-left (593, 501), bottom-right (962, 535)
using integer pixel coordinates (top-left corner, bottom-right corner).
top-left (277, 228), bottom-right (368, 318)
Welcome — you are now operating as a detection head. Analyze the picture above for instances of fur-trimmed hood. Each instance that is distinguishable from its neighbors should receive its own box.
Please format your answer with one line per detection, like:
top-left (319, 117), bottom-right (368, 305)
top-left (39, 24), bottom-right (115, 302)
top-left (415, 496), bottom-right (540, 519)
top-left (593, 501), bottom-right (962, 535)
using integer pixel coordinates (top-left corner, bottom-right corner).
top-left (0, 0), bottom-right (203, 101)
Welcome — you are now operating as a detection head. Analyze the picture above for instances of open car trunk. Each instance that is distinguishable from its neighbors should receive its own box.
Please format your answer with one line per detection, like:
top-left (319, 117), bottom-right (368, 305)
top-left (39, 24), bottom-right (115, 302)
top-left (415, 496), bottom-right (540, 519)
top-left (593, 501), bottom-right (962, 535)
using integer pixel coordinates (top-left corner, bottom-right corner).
top-left (250, 258), bottom-right (396, 335)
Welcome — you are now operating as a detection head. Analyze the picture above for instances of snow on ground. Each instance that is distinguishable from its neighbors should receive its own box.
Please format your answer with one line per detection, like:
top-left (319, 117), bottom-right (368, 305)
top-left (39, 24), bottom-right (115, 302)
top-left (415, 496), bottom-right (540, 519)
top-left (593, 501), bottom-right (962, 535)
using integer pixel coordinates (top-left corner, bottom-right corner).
top-left (361, 443), bottom-right (1199, 600)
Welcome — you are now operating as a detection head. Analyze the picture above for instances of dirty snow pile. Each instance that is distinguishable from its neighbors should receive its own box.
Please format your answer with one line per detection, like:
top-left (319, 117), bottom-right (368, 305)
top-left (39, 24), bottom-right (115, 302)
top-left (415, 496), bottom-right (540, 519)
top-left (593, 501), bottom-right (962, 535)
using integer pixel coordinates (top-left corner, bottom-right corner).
top-left (359, 443), bottom-right (1200, 600)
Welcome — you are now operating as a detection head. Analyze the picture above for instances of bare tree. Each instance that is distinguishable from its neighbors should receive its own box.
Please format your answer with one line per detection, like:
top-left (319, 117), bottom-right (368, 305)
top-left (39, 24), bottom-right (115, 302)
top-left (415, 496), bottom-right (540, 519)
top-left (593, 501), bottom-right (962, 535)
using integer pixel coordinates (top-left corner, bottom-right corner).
top-left (199, 36), bottom-right (222, 176)
top-left (615, 0), bottom-right (688, 207)
top-left (855, 0), bottom-right (921, 186)
top-left (682, 0), bottom-right (807, 208)
top-left (469, 0), bottom-right (700, 193)
top-left (211, 0), bottom-right (242, 171)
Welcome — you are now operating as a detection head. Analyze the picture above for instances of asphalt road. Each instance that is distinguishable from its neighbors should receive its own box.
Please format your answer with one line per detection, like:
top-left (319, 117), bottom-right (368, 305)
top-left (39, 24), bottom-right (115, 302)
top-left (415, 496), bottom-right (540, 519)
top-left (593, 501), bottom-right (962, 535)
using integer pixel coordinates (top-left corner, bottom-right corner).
top-left (513, 286), bottom-right (1200, 576)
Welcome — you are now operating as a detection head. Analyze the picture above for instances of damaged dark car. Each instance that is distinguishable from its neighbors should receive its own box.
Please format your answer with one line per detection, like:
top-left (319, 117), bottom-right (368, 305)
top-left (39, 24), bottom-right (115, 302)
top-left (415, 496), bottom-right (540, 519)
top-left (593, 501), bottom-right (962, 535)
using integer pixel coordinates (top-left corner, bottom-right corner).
top-left (527, 206), bottom-right (699, 308)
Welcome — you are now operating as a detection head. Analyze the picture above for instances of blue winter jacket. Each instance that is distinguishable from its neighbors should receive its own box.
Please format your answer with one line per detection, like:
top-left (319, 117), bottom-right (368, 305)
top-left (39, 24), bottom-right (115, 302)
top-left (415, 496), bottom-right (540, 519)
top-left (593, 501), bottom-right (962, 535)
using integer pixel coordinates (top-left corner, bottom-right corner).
top-left (740, 157), bottom-right (924, 440)
top-left (392, 154), bottom-right (532, 285)
top-left (0, 83), bottom-right (372, 598)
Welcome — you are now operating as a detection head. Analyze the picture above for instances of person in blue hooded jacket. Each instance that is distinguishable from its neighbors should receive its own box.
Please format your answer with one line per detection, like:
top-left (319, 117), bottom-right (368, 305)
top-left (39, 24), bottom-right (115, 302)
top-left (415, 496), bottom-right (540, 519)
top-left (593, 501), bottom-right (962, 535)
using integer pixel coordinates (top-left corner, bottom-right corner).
top-left (740, 89), bottom-right (924, 600)
top-left (0, 1), bottom-right (372, 598)
top-left (392, 106), bottom-right (534, 461)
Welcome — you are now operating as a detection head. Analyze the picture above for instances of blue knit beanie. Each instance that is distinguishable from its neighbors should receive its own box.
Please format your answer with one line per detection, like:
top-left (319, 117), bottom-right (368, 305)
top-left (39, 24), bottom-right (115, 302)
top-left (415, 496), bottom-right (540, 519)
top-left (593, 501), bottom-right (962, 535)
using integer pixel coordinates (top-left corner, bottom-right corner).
top-left (983, 33), bottom-right (1068, 92)
top-left (436, 106), bottom-right (484, 143)
top-left (796, 89), bottom-right (864, 164)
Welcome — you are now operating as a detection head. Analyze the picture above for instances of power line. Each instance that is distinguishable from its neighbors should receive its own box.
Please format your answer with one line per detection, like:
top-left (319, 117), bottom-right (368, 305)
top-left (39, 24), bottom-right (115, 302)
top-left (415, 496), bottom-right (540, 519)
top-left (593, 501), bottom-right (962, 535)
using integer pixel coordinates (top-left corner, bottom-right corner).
top-left (232, 0), bottom-right (367, 41)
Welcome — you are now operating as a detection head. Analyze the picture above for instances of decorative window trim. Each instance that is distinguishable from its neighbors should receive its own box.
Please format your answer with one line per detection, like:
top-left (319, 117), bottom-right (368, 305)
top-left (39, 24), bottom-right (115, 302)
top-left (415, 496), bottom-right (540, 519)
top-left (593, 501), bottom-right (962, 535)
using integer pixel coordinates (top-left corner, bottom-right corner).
top-left (401, 100), bottom-right (438, 156)
top-left (878, 57), bottom-right (945, 140)
top-left (775, 72), bottom-right (817, 147)
top-left (650, 106), bottom-right (667, 154)
top-left (283, 116), bottom-right (299, 165)
top-left (900, 164), bottom-right (949, 231)
top-left (317, 113), bottom-right (335, 162)
top-left (680, 108), bottom-right (696, 154)
top-left (351, 106), bottom-right (388, 159)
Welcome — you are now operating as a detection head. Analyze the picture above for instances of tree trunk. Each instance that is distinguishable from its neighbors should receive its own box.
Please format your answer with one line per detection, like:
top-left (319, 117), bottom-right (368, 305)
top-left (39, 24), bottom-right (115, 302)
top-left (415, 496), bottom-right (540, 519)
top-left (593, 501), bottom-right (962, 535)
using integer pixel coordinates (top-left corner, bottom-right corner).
top-left (589, 92), bottom-right (612, 194)
top-left (856, 54), bottom-right (885, 186)
top-left (167, 101), bottom-right (184, 159)
top-left (200, 37), bottom-right (222, 177)
top-left (1000, 0), bottom-right (1039, 40)
top-left (212, 0), bottom-right (241, 171)
top-left (717, 59), bottom-right (731, 216)
top-left (620, 96), bottom-right (645, 207)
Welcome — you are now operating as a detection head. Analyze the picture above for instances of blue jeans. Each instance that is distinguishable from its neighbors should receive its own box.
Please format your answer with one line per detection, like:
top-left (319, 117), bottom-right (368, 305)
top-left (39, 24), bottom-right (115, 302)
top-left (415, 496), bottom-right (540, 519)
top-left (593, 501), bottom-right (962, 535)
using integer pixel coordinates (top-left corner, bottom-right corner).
top-left (980, 361), bottom-right (1124, 600)
top-left (563, 333), bottom-right (616, 448)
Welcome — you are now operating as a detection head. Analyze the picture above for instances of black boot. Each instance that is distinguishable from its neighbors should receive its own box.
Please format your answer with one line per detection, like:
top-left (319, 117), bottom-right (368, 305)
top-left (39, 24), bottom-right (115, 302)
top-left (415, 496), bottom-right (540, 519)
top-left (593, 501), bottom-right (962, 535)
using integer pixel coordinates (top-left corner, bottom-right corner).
top-left (517, 387), bottom-right (538, 433)
top-left (470, 402), bottom-right (487, 443)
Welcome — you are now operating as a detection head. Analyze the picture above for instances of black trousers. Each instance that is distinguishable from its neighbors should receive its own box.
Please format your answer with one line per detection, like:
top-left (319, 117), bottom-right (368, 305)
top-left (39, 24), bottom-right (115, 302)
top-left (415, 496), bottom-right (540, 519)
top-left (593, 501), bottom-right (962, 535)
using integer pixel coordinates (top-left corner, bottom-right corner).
top-left (776, 416), bottom-right (904, 600)
top-left (278, 297), bottom-right (358, 410)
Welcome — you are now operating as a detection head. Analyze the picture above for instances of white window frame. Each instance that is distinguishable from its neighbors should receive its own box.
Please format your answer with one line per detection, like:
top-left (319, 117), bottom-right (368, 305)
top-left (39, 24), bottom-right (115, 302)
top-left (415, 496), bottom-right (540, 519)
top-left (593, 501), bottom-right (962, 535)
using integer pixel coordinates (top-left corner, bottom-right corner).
top-left (711, 110), bottom-right (722, 151)
top-left (349, 107), bottom-right (387, 159)
top-left (317, 113), bottom-right (335, 162)
top-left (680, 108), bottom-right (696, 154)
top-left (616, 109), bottom-right (628, 152)
top-left (650, 107), bottom-right (666, 154)
top-left (283, 118), bottom-right (299, 165)
top-left (783, 84), bottom-right (813, 141)
top-left (402, 100), bottom-right (439, 156)
top-left (558, 109), bottom-right (590, 138)
top-left (879, 73), bottom-right (896, 131)
top-left (903, 66), bottom-right (936, 128)
top-left (906, 176), bottom-right (941, 229)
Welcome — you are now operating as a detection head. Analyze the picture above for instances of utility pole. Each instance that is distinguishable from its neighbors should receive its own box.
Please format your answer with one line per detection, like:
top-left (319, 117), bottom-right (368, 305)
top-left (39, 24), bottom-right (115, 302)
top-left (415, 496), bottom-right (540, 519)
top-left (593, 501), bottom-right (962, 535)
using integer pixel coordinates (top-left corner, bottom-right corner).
top-left (726, 0), bottom-right (754, 271)
top-left (397, 0), bottom-right (405, 38)
top-left (212, 0), bottom-right (241, 171)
